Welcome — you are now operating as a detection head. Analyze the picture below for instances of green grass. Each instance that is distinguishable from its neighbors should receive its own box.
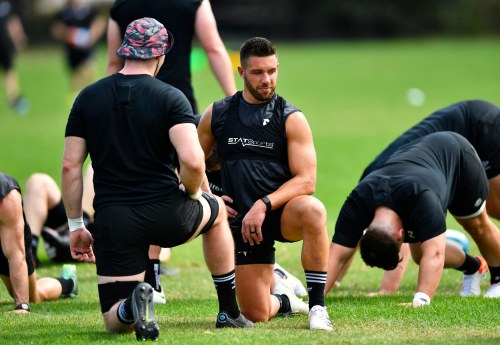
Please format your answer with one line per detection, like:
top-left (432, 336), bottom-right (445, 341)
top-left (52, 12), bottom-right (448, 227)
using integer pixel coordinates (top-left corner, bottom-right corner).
top-left (1, 38), bottom-right (500, 343)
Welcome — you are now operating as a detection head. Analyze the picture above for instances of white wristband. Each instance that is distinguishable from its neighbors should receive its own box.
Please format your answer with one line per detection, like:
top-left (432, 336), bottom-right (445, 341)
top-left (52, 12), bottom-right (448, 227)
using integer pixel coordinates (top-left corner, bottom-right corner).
top-left (189, 189), bottom-right (203, 200)
top-left (413, 292), bottom-right (431, 305)
top-left (68, 216), bottom-right (85, 232)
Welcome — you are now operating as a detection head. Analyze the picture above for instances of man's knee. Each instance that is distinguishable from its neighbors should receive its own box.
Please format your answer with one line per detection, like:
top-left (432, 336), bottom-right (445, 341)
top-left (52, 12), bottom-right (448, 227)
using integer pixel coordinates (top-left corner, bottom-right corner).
top-left (456, 214), bottom-right (489, 236)
top-left (244, 309), bottom-right (271, 323)
top-left (26, 173), bottom-right (52, 192)
top-left (240, 302), bottom-right (271, 323)
top-left (300, 198), bottom-right (327, 233)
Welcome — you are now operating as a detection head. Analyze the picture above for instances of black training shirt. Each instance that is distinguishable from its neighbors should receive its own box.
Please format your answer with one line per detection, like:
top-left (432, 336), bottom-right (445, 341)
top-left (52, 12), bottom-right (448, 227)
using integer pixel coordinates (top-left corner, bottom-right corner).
top-left (0, 172), bottom-right (20, 200)
top-left (65, 73), bottom-right (195, 211)
top-left (212, 92), bottom-right (298, 225)
top-left (334, 132), bottom-right (479, 248)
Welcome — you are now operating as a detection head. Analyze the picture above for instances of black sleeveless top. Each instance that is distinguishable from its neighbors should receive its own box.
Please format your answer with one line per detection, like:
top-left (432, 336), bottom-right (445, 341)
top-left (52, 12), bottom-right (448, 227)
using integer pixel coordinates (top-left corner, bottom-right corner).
top-left (211, 92), bottom-right (298, 223)
top-left (0, 172), bottom-right (20, 200)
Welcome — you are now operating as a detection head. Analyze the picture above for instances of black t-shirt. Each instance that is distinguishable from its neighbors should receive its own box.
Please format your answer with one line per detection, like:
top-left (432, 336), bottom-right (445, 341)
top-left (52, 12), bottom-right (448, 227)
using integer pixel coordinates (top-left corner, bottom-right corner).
top-left (361, 100), bottom-right (500, 180)
top-left (0, 172), bottom-right (20, 200)
top-left (65, 73), bottom-right (195, 211)
top-left (334, 132), bottom-right (477, 248)
top-left (110, 0), bottom-right (202, 113)
top-left (212, 92), bottom-right (298, 224)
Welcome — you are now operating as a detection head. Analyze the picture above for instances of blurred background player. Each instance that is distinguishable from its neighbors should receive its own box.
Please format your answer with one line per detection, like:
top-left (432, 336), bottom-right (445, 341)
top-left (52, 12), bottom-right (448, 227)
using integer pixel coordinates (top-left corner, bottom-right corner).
top-left (0, 0), bottom-right (29, 115)
top-left (51, 0), bottom-right (105, 101)
top-left (0, 172), bottom-right (78, 313)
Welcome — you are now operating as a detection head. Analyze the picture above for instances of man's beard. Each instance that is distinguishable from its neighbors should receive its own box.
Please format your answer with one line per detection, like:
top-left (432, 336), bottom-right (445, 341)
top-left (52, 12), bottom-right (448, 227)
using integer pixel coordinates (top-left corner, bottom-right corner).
top-left (245, 78), bottom-right (275, 102)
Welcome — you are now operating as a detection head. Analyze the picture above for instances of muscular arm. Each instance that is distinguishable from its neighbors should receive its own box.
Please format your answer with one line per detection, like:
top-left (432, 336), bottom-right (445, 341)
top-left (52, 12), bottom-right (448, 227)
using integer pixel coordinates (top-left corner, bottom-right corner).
top-left (414, 232), bottom-right (446, 300)
top-left (197, 105), bottom-right (217, 193)
top-left (62, 137), bottom-right (96, 263)
top-left (266, 111), bottom-right (317, 209)
top-left (106, 18), bottom-right (124, 76)
top-left (195, 0), bottom-right (236, 96)
top-left (0, 190), bottom-right (29, 309)
top-left (170, 123), bottom-right (206, 197)
top-left (61, 136), bottom-right (87, 219)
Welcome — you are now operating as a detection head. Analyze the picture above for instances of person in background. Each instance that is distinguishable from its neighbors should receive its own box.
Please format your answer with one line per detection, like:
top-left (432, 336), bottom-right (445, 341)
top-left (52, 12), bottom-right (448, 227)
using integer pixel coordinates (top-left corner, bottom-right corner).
top-left (0, 0), bottom-right (29, 115)
top-left (0, 172), bottom-right (78, 314)
top-left (23, 172), bottom-right (93, 268)
top-left (106, 0), bottom-right (236, 114)
top-left (51, 0), bottom-right (105, 100)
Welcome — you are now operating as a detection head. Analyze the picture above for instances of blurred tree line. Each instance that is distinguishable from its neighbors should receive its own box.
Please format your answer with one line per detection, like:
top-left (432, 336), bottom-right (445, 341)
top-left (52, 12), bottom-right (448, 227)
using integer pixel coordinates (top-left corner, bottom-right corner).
top-left (13, 0), bottom-right (500, 43)
top-left (211, 0), bottom-right (500, 39)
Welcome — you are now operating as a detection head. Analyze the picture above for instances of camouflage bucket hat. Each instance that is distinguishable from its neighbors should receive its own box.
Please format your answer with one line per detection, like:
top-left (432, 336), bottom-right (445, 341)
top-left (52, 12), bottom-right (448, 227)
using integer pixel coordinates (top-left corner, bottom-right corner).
top-left (116, 17), bottom-right (174, 59)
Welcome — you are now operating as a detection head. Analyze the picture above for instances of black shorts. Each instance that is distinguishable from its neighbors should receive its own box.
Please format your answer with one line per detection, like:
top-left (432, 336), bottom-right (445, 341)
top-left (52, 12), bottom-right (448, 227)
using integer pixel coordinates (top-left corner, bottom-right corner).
top-left (233, 206), bottom-right (297, 265)
top-left (66, 46), bottom-right (93, 70)
top-left (44, 199), bottom-right (90, 232)
top-left (0, 36), bottom-right (14, 71)
top-left (0, 215), bottom-right (35, 277)
top-left (45, 199), bottom-right (67, 230)
top-left (93, 191), bottom-right (218, 277)
top-left (449, 143), bottom-right (489, 218)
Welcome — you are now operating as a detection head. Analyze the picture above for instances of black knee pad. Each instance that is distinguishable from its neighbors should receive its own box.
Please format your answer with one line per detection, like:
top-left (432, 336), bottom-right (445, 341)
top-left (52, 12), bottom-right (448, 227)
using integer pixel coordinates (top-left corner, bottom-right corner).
top-left (199, 192), bottom-right (219, 235)
top-left (98, 281), bottom-right (140, 313)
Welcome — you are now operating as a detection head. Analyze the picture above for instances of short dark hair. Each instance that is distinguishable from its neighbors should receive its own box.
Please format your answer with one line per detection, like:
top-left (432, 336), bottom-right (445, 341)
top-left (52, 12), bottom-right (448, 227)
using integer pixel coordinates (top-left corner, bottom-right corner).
top-left (359, 225), bottom-right (401, 270)
top-left (240, 37), bottom-right (277, 67)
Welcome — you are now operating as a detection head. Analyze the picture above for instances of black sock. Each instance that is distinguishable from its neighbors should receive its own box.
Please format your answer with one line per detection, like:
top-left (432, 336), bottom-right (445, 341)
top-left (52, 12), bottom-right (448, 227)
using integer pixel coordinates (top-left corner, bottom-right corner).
top-left (56, 277), bottom-right (74, 296)
top-left (212, 270), bottom-right (239, 318)
top-left (490, 266), bottom-right (500, 284)
top-left (117, 296), bottom-right (134, 324)
top-left (144, 259), bottom-right (161, 292)
top-left (305, 270), bottom-right (327, 308)
top-left (31, 235), bottom-right (39, 266)
top-left (274, 294), bottom-right (291, 314)
top-left (456, 255), bottom-right (480, 275)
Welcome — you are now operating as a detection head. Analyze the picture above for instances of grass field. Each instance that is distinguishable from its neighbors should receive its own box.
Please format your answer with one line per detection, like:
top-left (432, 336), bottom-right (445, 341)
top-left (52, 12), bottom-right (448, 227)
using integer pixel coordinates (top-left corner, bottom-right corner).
top-left (1, 37), bottom-right (500, 344)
